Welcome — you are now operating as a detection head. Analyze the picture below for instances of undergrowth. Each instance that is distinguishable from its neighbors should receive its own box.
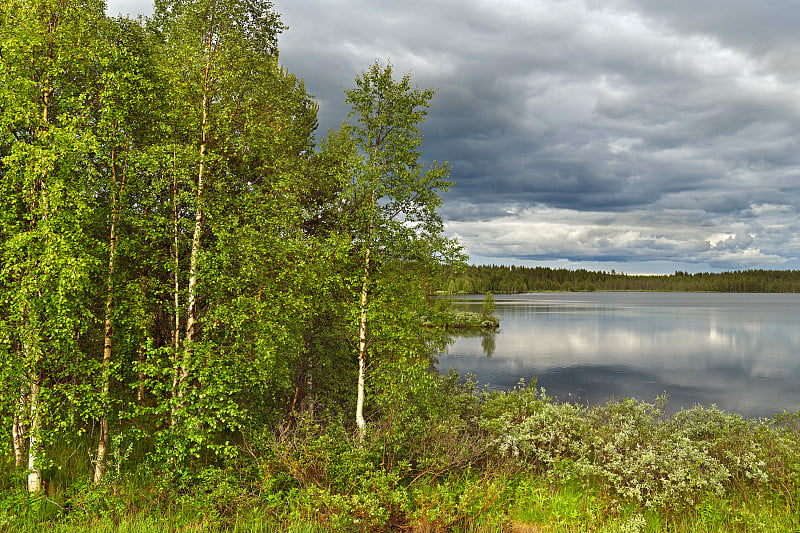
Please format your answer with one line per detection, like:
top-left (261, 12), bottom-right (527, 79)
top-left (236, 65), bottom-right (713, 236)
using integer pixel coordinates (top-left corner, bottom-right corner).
top-left (1, 378), bottom-right (798, 532)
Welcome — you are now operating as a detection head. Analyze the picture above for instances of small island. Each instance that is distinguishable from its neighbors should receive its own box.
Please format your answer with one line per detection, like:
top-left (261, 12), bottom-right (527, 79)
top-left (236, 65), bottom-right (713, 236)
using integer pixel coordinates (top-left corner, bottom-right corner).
top-left (423, 292), bottom-right (501, 329)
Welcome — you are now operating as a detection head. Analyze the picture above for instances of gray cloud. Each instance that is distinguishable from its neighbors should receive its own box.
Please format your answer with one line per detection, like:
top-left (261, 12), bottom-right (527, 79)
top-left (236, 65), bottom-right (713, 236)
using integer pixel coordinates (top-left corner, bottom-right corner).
top-left (110, 0), bottom-right (800, 273)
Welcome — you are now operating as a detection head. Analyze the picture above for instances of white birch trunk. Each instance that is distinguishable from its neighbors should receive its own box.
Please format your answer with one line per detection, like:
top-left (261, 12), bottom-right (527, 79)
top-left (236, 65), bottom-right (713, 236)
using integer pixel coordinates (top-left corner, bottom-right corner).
top-left (355, 269), bottom-right (369, 436)
top-left (184, 141), bottom-right (204, 351)
top-left (94, 304), bottom-right (112, 482)
top-left (356, 190), bottom-right (375, 438)
top-left (27, 375), bottom-right (42, 493)
top-left (26, 87), bottom-right (50, 493)
top-left (95, 148), bottom-right (125, 484)
top-left (182, 90), bottom-right (208, 389)
top-left (176, 53), bottom-right (211, 419)
top-left (12, 384), bottom-right (27, 467)
top-left (12, 415), bottom-right (24, 468)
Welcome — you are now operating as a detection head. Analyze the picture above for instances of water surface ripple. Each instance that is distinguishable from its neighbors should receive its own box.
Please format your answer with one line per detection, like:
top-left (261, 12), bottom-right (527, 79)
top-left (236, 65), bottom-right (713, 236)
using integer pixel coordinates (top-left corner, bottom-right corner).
top-left (437, 292), bottom-right (800, 418)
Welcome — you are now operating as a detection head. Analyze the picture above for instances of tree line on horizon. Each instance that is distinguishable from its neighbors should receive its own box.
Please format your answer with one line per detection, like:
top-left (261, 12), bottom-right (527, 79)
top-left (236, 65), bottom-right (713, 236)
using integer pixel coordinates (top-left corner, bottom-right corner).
top-left (0, 0), bottom-right (461, 492)
top-left (442, 265), bottom-right (800, 293)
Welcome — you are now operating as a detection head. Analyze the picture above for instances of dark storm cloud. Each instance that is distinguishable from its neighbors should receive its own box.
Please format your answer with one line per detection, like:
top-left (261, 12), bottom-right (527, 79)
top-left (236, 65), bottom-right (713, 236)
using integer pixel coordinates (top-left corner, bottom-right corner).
top-left (109, 0), bottom-right (800, 272)
top-left (614, 0), bottom-right (800, 59)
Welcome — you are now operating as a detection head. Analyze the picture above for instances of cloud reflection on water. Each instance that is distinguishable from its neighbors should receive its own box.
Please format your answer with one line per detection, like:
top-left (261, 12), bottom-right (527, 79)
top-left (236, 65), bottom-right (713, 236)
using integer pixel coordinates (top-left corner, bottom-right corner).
top-left (438, 293), bottom-right (800, 418)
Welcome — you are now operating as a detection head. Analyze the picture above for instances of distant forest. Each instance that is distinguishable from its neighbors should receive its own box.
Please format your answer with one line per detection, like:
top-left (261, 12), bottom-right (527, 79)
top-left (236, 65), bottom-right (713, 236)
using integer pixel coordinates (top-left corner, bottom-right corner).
top-left (441, 265), bottom-right (800, 293)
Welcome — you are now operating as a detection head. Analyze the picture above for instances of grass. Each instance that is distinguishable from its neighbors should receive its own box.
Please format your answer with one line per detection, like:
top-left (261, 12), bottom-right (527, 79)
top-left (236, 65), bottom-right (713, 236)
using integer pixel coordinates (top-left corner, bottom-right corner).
top-left (1, 382), bottom-right (798, 532)
top-left (0, 478), bottom-right (796, 532)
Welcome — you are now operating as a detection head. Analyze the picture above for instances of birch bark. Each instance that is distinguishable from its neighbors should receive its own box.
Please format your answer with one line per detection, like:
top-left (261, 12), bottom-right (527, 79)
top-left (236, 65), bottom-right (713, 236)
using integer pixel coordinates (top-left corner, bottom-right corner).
top-left (177, 56), bottom-right (211, 410)
top-left (94, 147), bottom-right (126, 484)
top-left (355, 189), bottom-right (374, 437)
top-left (12, 383), bottom-right (27, 467)
top-left (26, 375), bottom-right (42, 493)
top-left (25, 82), bottom-right (52, 494)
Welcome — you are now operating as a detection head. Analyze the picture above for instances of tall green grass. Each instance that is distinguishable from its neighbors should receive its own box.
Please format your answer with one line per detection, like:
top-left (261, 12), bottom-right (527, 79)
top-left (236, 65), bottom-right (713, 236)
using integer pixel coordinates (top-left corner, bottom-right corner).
top-left (2, 380), bottom-right (798, 532)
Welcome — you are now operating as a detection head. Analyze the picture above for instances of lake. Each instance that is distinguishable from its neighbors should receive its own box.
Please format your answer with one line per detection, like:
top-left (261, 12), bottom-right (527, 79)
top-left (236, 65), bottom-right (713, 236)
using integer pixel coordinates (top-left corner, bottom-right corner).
top-left (436, 292), bottom-right (800, 418)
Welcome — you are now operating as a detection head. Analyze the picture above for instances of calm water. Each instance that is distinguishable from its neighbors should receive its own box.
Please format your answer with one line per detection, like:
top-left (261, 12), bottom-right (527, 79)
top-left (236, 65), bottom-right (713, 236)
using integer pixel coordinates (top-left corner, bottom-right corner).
top-left (437, 292), bottom-right (800, 418)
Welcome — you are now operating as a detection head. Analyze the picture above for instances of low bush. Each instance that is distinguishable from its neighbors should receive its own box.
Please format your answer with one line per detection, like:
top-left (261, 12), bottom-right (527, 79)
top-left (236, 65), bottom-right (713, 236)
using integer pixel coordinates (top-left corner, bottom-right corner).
top-left (3, 375), bottom-right (798, 531)
top-left (478, 382), bottom-right (799, 513)
top-left (422, 310), bottom-right (500, 329)
top-left (479, 381), bottom-right (588, 469)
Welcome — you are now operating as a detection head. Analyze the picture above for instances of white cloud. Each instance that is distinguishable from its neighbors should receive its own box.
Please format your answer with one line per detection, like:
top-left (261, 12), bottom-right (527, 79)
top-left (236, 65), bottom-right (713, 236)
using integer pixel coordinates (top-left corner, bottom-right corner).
top-left (608, 137), bottom-right (642, 154)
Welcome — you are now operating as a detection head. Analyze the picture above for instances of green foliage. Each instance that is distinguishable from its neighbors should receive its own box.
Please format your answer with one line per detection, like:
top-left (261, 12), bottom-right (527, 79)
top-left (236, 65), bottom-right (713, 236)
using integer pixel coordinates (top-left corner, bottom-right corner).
top-left (342, 59), bottom-right (464, 270)
top-left (246, 416), bottom-right (408, 531)
top-left (510, 477), bottom-right (598, 528)
top-left (579, 399), bottom-right (731, 510)
top-left (2, 390), bottom-right (800, 531)
top-left (480, 383), bottom-right (589, 469)
top-left (422, 295), bottom-right (500, 329)
top-left (424, 309), bottom-right (500, 329)
top-left (482, 291), bottom-right (495, 315)
top-left (370, 365), bottom-right (484, 475)
top-left (0, 2), bottom-right (798, 532)
top-left (410, 473), bottom-right (508, 531)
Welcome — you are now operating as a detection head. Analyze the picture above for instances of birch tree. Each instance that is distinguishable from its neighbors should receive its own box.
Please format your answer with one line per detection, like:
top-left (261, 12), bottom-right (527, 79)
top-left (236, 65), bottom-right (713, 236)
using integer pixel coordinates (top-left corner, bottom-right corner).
top-left (343, 61), bottom-right (463, 437)
top-left (90, 16), bottom-right (160, 484)
top-left (152, 0), bottom-right (323, 462)
top-left (154, 0), bottom-right (285, 430)
top-left (0, 0), bottom-right (105, 492)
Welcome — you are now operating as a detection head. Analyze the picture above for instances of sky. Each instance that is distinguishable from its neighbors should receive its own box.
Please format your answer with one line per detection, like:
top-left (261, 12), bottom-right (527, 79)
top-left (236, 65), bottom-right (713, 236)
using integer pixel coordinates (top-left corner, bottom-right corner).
top-left (107, 0), bottom-right (800, 274)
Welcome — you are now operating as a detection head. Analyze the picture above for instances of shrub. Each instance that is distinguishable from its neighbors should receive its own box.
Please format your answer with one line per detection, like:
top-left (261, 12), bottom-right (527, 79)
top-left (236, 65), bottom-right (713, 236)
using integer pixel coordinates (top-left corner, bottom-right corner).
top-left (578, 399), bottom-right (733, 510)
top-left (370, 363), bottom-right (486, 476)
top-left (672, 405), bottom-right (769, 486)
top-left (425, 310), bottom-right (499, 329)
top-left (480, 391), bottom-right (782, 511)
top-left (482, 404), bottom-right (588, 470)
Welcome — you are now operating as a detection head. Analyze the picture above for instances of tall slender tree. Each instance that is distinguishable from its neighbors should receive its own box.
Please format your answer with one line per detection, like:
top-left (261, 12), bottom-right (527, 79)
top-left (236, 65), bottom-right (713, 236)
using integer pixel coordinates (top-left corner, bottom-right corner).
top-left (0, 0), bottom-right (106, 492)
top-left (153, 0), bottom-right (286, 430)
top-left (90, 16), bottom-right (161, 484)
top-left (343, 61), bottom-right (463, 436)
top-left (151, 0), bottom-right (322, 462)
